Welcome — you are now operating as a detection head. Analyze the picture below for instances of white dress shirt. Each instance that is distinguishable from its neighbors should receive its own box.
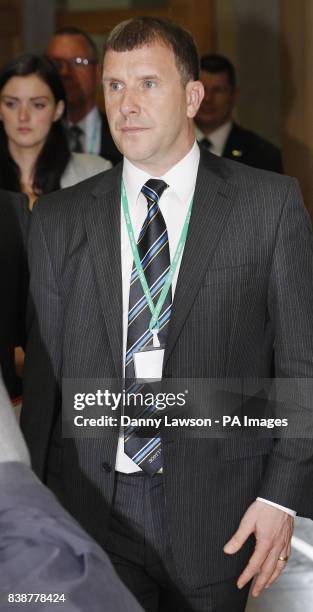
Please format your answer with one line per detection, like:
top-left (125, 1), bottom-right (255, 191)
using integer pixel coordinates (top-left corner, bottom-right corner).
top-left (114, 141), bottom-right (295, 517)
top-left (69, 106), bottom-right (102, 155)
top-left (116, 141), bottom-right (199, 472)
top-left (195, 120), bottom-right (232, 157)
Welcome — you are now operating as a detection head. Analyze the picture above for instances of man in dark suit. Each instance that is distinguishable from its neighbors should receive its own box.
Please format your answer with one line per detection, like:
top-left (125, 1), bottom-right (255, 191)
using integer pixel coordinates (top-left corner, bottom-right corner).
top-left (0, 190), bottom-right (28, 399)
top-left (195, 54), bottom-right (284, 173)
top-left (47, 27), bottom-right (122, 166)
top-left (0, 376), bottom-right (142, 612)
top-left (22, 17), bottom-right (313, 612)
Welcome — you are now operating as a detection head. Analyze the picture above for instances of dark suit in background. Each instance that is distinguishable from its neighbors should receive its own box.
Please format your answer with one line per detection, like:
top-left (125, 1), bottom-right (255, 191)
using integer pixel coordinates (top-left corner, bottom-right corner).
top-left (0, 190), bottom-right (29, 398)
top-left (196, 54), bottom-right (284, 174)
top-left (222, 122), bottom-right (283, 173)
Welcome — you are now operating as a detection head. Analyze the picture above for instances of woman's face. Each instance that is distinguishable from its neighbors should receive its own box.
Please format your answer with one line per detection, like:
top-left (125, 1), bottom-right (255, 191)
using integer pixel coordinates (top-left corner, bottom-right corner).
top-left (0, 73), bottom-right (64, 151)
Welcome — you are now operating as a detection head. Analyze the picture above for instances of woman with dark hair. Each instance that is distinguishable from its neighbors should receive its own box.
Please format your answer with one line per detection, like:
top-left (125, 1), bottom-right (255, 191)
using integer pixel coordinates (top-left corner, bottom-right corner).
top-left (0, 54), bottom-right (110, 399)
top-left (0, 53), bottom-right (110, 208)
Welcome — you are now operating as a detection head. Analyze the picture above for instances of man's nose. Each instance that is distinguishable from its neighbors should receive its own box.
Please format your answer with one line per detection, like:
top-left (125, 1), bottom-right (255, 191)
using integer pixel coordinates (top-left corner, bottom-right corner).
top-left (53, 59), bottom-right (71, 77)
top-left (120, 88), bottom-right (140, 116)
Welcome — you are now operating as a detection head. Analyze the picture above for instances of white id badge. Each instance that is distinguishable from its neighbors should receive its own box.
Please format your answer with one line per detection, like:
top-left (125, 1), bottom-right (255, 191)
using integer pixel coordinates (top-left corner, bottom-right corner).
top-left (133, 346), bottom-right (165, 382)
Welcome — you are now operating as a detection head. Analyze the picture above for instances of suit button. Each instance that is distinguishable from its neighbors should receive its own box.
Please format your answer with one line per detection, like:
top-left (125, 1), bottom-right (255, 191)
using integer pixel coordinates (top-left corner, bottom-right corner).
top-left (101, 462), bottom-right (112, 473)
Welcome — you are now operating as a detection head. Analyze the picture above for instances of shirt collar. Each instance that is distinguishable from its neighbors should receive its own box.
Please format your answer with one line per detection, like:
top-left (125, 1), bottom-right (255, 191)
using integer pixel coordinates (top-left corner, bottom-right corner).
top-left (122, 141), bottom-right (200, 208)
top-left (207, 120), bottom-right (232, 152)
top-left (195, 120), bottom-right (232, 154)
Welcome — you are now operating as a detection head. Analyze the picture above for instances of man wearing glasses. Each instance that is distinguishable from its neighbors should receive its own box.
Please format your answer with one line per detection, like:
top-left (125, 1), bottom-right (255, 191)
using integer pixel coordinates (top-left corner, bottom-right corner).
top-left (47, 27), bottom-right (122, 166)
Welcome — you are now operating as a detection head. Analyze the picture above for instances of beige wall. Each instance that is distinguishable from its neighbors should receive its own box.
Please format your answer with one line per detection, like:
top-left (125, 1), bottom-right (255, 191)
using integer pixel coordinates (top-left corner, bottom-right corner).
top-left (214, 0), bottom-right (282, 148)
top-left (281, 0), bottom-right (313, 216)
top-left (22, 0), bottom-right (55, 52)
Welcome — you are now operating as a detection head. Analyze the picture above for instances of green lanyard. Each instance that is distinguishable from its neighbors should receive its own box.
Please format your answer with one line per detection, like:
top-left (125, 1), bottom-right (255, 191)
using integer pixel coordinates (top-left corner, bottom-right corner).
top-left (121, 179), bottom-right (194, 347)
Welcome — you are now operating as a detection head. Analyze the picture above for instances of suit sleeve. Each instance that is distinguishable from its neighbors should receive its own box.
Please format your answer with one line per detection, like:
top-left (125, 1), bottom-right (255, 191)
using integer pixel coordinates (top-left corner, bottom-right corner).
top-left (258, 179), bottom-right (313, 512)
top-left (0, 463), bottom-right (143, 612)
top-left (21, 203), bottom-right (64, 479)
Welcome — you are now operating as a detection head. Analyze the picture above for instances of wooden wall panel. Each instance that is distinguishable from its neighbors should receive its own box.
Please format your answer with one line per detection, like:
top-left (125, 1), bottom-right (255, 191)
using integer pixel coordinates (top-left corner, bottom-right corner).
top-left (281, 0), bottom-right (313, 218)
top-left (0, 1), bottom-right (23, 66)
top-left (57, 0), bottom-right (213, 55)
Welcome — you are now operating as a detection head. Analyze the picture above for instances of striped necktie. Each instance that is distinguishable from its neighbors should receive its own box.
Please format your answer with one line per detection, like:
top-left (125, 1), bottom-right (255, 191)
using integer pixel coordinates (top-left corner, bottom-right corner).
top-left (124, 179), bottom-right (172, 474)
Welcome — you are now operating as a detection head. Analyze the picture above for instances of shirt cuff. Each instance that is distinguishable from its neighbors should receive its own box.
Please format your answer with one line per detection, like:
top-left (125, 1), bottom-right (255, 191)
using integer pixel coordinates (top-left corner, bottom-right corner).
top-left (256, 497), bottom-right (296, 517)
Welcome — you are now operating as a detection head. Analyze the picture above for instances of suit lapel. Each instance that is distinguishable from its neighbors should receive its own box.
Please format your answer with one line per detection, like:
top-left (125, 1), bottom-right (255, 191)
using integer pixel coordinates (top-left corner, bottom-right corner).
top-left (164, 152), bottom-right (238, 367)
top-left (223, 123), bottom-right (244, 161)
top-left (84, 164), bottom-right (123, 377)
top-left (83, 154), bottom-right (238, 374)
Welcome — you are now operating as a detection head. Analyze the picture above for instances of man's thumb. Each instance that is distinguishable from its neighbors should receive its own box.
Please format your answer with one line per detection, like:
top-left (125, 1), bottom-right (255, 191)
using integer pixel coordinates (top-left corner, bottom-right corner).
top-left (224, 523), bottom-right (251, 555)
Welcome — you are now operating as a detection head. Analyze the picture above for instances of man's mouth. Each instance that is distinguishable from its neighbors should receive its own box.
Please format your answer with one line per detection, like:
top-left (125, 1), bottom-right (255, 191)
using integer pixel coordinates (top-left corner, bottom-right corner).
top-left (120, 126), bottom-right (148, 132)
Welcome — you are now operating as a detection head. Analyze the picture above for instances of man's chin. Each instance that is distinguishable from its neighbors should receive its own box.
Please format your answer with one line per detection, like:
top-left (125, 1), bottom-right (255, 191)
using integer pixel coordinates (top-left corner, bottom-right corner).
top-left (114, 141), bottom-right (151, 163)
top-left (65, 88), bottom-right (84, 107)
top-left (197, 114), bottom-right (218, 126)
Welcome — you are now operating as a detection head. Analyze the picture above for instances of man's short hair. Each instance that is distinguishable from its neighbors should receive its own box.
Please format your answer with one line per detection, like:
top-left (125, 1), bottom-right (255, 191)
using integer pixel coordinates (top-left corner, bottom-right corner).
top-left (200, 54), bottom-right (236, 89)
top-left (104, 17), bottom-right (199, 84)
top-left (53, 27), bottom-right (99, 61)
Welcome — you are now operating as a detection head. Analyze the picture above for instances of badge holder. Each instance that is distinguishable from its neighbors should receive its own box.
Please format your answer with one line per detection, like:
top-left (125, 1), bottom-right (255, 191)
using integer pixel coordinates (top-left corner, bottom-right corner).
top-left (133, 328), bottom-right (165, 382)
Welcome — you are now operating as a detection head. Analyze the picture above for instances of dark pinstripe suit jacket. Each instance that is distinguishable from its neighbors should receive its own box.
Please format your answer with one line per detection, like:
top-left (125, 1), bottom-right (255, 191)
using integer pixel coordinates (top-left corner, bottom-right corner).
top-left (21, 150), bottom-right (313, 588)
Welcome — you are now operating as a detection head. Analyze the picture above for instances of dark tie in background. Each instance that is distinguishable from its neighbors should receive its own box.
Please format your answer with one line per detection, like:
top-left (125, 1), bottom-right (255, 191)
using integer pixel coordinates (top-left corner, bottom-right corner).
top-left (68, 124), bottom-right (84, 153)
top-left (124, 179), bottom-right (172, 475)
top-left (200, 137), bottom-right (212, 151)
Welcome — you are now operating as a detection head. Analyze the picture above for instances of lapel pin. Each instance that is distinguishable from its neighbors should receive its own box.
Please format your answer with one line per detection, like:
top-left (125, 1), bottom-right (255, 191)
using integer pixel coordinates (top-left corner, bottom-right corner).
top-left (231, 149), bottom-right (243, 157)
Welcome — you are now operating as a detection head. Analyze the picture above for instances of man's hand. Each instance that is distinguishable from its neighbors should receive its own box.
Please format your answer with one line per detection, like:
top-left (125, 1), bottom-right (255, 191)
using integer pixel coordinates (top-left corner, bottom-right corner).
top-left (223, 500), bottom-right (294, 597)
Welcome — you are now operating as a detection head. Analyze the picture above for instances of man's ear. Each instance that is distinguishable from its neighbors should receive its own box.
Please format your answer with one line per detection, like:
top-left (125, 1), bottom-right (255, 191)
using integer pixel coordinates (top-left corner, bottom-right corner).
top-left (53, 100), bottom-right (65, 122)
top-left (186, 80), bottom-right (205, 119)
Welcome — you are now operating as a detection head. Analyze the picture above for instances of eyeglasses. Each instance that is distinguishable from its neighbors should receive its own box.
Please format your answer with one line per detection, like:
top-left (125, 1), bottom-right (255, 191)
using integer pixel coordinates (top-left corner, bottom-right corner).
top-left (52, 57), bottom-right (98, 70)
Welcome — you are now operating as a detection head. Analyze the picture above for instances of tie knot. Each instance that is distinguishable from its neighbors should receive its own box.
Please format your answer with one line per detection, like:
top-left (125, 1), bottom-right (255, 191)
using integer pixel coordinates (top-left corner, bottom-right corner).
top-left (69, 124), bottom-right (84, 153)
top-left (200, 137), bottom-right (212, 151)
top-left (141, 179), bottom-right (168, 204)
top-left (69, 124), bottom-right (84, 138)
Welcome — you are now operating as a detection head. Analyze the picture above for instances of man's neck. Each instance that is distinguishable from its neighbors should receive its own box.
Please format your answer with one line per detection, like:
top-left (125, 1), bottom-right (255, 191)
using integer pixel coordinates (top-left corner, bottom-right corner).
top-left (68, 100), bottom-right (97, 124)
top-left (128, 133), bottom-right (196, 177)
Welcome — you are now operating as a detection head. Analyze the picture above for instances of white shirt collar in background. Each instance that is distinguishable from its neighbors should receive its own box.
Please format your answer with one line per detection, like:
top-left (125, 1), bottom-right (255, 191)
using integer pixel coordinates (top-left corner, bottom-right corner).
top-left (195, 120), bottom-right (232, 157)
top-left (70, 106), bottom-right (102, 155)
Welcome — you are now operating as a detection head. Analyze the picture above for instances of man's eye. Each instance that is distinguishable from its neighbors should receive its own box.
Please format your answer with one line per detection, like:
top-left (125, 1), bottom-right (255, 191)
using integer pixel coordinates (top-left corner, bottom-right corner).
top-left (144, 80), bottom-right (156, 89)
top-left (110, 82), bottom-right (123, 91)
